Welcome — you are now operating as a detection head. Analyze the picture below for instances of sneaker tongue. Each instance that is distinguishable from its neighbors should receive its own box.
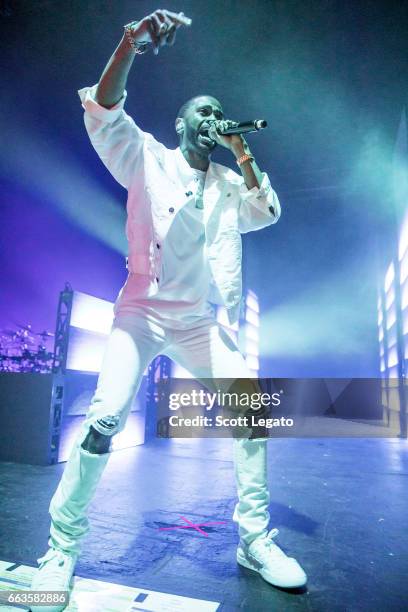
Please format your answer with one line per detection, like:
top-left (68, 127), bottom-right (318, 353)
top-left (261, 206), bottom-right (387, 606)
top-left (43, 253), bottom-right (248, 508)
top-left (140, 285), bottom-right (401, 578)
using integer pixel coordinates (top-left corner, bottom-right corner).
top-left (266, 528), bottom-right (280, 541)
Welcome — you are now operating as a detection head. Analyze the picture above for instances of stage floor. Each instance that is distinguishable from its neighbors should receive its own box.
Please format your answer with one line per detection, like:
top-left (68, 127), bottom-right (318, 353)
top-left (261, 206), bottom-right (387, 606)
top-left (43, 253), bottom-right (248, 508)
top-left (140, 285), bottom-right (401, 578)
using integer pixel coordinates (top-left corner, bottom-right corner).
top-left (0, 436), bottom-right (407, 611)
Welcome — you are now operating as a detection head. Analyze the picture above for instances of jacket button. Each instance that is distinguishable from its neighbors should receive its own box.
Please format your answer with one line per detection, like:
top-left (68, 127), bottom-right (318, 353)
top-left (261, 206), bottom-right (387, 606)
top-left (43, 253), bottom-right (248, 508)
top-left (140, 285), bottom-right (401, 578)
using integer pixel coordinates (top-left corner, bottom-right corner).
top-left (169, 207), bottom-right (175, 213)
top-left (227, 193), bottom-right (231, 197)
top-left (185, 191), bottom-right (193, 197)
top-left (156, 277), bottom-right (159, 282)
top-left (156, 243), bottom-right (160, 249)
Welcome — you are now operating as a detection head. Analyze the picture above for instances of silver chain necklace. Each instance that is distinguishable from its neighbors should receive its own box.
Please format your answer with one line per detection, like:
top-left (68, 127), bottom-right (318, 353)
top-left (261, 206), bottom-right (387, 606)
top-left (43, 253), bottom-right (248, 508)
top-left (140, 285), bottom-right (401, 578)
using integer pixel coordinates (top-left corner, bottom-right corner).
top-left (194, 174), bottom-right (205, 209)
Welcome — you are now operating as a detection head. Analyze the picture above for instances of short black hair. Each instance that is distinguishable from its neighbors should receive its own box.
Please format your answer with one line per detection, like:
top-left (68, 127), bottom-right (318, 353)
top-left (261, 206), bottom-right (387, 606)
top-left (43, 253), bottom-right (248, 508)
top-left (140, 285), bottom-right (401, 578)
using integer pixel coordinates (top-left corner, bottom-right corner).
top-left (176, 95), bottom-right (222, 120)
top-left (176, 96), bottom-right (202, 120)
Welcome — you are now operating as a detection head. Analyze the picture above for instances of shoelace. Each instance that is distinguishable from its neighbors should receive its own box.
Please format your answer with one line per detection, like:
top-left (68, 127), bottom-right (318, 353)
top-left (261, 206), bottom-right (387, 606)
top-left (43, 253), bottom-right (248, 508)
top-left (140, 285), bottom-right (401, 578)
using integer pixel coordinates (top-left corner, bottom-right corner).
top-left (250, 528), bottom-right (289, 566)
top-left (37, 548), bottom-right (71, 569)
top-left (265, 528), bottom-right (287, 558)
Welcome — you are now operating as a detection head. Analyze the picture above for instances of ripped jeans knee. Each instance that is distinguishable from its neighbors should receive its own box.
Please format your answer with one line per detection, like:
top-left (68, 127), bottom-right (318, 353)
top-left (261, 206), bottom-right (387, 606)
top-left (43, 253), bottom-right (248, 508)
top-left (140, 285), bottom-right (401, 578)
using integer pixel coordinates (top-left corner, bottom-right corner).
top-left (81, 415), bottom-right (120, 454)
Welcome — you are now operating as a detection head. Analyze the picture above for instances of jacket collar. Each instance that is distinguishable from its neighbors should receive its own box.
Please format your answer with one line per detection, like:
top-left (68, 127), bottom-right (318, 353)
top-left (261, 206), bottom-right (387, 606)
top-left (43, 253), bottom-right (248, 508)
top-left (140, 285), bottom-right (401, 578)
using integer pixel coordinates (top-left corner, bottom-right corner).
top-left (174, 146), bottom-right (222, 183)
top-left (173, 147), bottom-right (227, 223)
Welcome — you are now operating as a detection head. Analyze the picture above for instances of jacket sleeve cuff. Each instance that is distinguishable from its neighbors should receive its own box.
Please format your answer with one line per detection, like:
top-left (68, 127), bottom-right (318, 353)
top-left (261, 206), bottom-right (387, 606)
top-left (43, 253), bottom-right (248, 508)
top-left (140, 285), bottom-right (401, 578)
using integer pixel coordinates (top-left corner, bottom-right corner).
top-left (239, 172), bottom-right (281, 218)
top-left (78, 84), bottom-right (127, 124)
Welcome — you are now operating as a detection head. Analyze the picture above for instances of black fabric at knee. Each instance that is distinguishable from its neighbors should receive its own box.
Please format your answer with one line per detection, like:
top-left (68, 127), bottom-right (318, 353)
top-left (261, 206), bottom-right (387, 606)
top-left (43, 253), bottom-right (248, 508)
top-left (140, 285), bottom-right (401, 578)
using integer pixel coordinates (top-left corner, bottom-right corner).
top-left (246, 405), bottom-right (270, 440)
top-left (81, 425), bottom-right (112, 454)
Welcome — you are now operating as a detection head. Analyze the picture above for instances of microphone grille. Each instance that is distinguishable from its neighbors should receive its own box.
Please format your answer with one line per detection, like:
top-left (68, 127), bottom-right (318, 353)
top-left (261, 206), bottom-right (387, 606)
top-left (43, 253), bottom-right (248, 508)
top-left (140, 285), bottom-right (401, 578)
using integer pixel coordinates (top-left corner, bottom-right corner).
top-left (255, 119), bottom-right (268, 129)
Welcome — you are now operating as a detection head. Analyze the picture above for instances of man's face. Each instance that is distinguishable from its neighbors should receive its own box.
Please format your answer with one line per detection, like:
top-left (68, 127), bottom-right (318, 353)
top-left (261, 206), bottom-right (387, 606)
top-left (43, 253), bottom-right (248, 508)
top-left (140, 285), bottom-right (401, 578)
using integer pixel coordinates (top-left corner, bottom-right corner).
top-left (180, 96), bottom-right (224, 154)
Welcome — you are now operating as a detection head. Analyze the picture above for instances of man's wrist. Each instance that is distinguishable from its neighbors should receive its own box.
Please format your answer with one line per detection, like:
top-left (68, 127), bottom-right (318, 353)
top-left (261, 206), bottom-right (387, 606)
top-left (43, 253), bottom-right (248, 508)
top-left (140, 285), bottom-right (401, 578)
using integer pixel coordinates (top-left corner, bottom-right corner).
top-left (231, 143), bottom-right (245, 157)
top-left (117, 33), bottom-right (139, 58)
top-left (231, 137), bottom-right (250, 158)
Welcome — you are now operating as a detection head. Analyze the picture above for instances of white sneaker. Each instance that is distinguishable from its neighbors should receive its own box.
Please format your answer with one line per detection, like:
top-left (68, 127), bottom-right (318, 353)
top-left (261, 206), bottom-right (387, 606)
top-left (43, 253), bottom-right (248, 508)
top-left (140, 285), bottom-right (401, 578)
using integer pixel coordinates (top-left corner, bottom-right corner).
top-left (237, 528), bottom-right (307, 589)
top-left (30, 547), bottom-right (78, 612)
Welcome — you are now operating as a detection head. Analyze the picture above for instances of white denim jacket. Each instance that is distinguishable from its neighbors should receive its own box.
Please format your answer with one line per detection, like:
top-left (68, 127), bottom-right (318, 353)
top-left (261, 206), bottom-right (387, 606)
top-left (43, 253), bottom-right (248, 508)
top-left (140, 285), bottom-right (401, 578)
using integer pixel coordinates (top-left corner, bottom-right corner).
top-left (78, 85), bottom-right (281, 324)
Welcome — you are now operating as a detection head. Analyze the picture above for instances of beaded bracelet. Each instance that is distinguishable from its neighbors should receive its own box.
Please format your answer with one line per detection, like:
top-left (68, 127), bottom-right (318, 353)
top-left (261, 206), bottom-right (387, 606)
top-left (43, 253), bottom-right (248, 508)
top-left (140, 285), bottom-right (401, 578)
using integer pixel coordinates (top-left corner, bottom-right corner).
top-left (236, 153), bottom-right (254, 167)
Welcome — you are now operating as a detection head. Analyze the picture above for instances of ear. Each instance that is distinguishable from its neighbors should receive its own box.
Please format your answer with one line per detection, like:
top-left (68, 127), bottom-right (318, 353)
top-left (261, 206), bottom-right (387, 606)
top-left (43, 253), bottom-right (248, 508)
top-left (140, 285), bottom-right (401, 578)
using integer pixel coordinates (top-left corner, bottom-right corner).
top-left (175, 117), bottom-right (184, 135)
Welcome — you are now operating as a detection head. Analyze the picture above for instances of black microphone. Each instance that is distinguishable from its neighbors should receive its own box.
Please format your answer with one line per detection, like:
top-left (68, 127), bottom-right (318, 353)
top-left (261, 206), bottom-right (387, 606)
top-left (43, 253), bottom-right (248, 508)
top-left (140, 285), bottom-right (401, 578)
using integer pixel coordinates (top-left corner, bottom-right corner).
top-left (209, 119), bottom-right (268, 136)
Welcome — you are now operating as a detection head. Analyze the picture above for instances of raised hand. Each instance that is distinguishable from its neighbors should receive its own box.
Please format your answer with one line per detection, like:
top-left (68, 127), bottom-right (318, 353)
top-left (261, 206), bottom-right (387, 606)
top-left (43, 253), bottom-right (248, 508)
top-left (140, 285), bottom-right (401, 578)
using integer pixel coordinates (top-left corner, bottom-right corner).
top-left (126, 9), bottom-right (192, 55)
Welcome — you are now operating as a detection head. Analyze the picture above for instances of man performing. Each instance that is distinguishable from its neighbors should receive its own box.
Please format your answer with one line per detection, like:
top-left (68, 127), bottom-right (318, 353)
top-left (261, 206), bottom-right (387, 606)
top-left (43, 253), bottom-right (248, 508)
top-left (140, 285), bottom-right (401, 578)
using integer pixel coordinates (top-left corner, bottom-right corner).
top-left (31, 9), bottom-right (306, 610)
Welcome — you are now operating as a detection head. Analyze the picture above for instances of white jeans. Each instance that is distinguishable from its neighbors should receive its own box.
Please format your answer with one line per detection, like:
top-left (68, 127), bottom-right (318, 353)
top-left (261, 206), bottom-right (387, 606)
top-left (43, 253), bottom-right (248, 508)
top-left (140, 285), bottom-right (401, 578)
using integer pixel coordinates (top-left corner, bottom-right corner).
top-left (48, 309), bottom-right (270, 554)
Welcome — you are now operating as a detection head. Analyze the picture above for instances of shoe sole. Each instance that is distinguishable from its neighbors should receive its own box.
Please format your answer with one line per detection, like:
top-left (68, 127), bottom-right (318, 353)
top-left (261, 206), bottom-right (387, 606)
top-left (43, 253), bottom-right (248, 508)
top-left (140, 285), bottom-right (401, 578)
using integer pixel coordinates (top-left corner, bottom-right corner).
top-left (237, 549), bottom-right (307, 589)
top-left (30, 575), bottom-right (75, 611)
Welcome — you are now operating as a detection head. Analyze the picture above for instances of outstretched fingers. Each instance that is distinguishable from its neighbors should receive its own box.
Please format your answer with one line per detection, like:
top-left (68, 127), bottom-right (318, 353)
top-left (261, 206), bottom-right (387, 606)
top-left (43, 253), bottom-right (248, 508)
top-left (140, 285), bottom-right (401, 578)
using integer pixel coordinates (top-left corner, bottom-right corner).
top-left (164, 10), bottom-right (192, 27)
top-left (149, 9), bottom-right (192, 54)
